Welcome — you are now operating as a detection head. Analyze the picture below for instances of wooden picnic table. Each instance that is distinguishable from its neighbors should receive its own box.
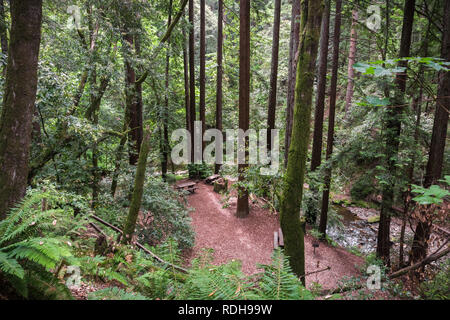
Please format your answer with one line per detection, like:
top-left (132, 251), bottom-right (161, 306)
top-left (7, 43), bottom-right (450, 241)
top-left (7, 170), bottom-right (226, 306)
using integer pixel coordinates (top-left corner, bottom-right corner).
top-left (205, 174), bottom-right (220, 184)
top-left (175, 181), bottom-right (198, 193)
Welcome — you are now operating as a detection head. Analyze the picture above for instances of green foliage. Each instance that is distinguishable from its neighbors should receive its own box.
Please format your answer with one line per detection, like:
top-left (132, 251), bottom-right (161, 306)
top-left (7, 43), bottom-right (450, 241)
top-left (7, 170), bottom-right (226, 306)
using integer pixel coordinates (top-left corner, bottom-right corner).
top-left (179, 258), bottom-right (257, 300)
top-left (353, 57), bottom-right (449, 78)
top-left (420, 259), bottom-right (450, 300)
top-left (88, 287), bottom-right (149, 300)
top-left (243, 165), bottom-right (282, 212)
top-left (138, 178), bottom-right (195, 249)
top-left (254, 249), bottom-right (314, 300)
top-left (350, 173), bottom-right (376, 201)
top-left (411, 176), bottom-right (450, 205)
top-left (188, 163), bottom-right (213, 179)
top-left (0, 186), bottom-right (82, 299)
top-left (176, 249), bottom-right (313, 300)
top-left (303, 188), bottom-right (320, 225)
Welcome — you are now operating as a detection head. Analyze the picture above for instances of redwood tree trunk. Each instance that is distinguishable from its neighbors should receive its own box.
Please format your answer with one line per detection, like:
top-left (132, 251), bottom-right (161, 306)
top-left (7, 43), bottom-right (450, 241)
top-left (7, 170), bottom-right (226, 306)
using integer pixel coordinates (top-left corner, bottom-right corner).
top-left (162, 0), bottom-right (173, 181)
top-left (188, 0), bottom-right (196, 162)
top-left (318, 0), bottom-right (341, 238)
top-left (310, 0), bottom-right (330, 173)
top-left (344, 9), bottom-right (357, 119)
top-left (377, 0), bottom-right (415, 266)
top-left (0, 0), bottom-right (43, 219)
top-left (183, 25), bottom-right (190, 133)
top-left (199, 0), bottom-right (206, 158)
top-left (410, 0), bottom-right (450, 264)
top-left (236, 0), bottom-right (250, 218)
top-left (215, 0), bottom-right (224, 174)
top-left (284, 0), bottom-right (301, 166)
top-left (266, 0), bottom-right (281, 151)
top-left (123, 32), bottom-right (143, 166)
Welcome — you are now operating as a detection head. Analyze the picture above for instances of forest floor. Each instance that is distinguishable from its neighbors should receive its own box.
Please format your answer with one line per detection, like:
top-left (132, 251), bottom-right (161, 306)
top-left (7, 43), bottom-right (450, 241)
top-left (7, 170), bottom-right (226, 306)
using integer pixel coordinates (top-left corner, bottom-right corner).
top-left (181, 179), bottom-right (365, 291)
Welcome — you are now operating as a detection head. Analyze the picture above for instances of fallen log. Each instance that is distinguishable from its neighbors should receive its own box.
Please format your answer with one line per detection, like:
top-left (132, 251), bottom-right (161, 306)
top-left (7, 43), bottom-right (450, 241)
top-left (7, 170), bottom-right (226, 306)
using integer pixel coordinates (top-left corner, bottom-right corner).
top-left (388, 246), bottom-right (450, 279)
top-left (301, 266), bottom-right (331, 278)
top-left (89, 214), bottom-right (188, 274)
top-left (321, 245), bottom-right (450, 296)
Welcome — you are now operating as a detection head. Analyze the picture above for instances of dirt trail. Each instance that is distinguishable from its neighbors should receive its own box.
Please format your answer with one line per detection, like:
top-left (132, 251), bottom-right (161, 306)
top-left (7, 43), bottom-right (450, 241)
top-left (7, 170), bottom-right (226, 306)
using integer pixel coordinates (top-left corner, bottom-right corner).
top-left (183, 180), bottom-right (365, 290)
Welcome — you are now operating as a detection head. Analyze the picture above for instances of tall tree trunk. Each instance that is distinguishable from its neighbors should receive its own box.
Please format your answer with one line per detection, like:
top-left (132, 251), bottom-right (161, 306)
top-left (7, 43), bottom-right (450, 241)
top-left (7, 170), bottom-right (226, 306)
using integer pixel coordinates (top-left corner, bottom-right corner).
top-left (183, 25), bottom-right (190, 133)
top-left (280, 0), bottom-right (324, 283)
top-left (199, 0), bottom-right (206, 158)
top-left (399, 13), bottom-right (432, 268)
top-left (111, 120), bottom-right (128, 197)
top-left (215, 0), bottom-right (224, 174)
top-left (123, 31), bottom-right (143, 166)
top-left (318, 0), bottom-right (341, 238)
top-left (377, 0), bottom-right (415, 266)
top-left (162, 0), bottom-right (173, 181)
top-left (134, 33), bottom-right (144, 164)
top-left (310, 0), bottom-right (329, 173)
top-left (344, 9), bottom-right (357, 119)
top-left (284, 0), bottom-right (301, 166)
top-left (121, 1), bottom-right (143, 167)
top-left (266, 0), bottom-right (281, 151)
top-left (188, 0), bottom-right (196, 162)
top-left (88, 73), bottom-right (110, 208)
top-left (306, 0), bottom-right (330, 225)
top-left (122, 127), bottom-right (152, 244)
top-left (0, 0), bottom-right (43, 220)
top-left (410, 0), bottom-right (450, 264)
top-left (236, 0), bottom-right (251, 218)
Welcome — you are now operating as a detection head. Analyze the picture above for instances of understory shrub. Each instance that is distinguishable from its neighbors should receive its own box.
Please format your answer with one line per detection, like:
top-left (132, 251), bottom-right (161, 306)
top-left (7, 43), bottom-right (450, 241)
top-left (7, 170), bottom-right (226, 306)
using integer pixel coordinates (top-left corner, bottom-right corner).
top-left (137, 178), bottom-right (195, 249)
top-left (188, 163), bottom-right (212, 179)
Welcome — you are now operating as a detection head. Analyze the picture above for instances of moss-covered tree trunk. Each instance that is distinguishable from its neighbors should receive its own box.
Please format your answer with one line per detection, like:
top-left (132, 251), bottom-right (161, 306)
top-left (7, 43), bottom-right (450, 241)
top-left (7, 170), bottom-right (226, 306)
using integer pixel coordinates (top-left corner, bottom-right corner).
top-left (280, 0), bottom-right (323, 283)
top-left (284, 0), bottom-right (301, 166)
top-left (0, 0), bottom-right (43, 220)
top-left (122, 127), bottom-right (152, 244)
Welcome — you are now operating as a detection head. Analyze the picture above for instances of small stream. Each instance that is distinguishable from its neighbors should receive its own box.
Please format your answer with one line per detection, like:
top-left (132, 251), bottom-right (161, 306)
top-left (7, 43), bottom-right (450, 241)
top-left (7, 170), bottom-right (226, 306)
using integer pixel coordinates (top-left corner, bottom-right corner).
top-left (326, 205), bottom-right (378, 254)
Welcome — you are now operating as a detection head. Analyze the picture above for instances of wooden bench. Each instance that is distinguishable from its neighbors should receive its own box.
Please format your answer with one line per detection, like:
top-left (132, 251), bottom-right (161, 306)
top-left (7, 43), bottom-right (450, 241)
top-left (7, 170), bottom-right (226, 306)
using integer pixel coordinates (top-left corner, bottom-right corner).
top-left (205, 174), bottom-right (220, 184)
top-left (273, 227), bottom-right (284, 249)
top-left (175, 182), bottom-right (198, 194)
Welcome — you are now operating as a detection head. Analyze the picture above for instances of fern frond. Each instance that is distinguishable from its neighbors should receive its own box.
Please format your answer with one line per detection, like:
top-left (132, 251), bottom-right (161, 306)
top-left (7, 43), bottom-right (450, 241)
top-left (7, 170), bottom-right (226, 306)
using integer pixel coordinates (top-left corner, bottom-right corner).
top-left (0, 251), bottom-right (25, 279)
top-left (255, 249), bottom-right (314, 300)
top-left (6, 237), bottom-right (73, 271)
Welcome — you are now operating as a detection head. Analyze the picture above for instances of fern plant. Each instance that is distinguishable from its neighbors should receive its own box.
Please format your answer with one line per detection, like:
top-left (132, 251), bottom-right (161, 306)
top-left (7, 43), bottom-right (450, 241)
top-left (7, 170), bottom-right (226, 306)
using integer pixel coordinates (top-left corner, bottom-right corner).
top-left (178, 258), bottom-right (258, 300)
top-left (174, 249), bottom-right (313, 300)
top-left (0, 187), bottom-right (82, 299)
top-left (254, 249), bottom-right (314, 300)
